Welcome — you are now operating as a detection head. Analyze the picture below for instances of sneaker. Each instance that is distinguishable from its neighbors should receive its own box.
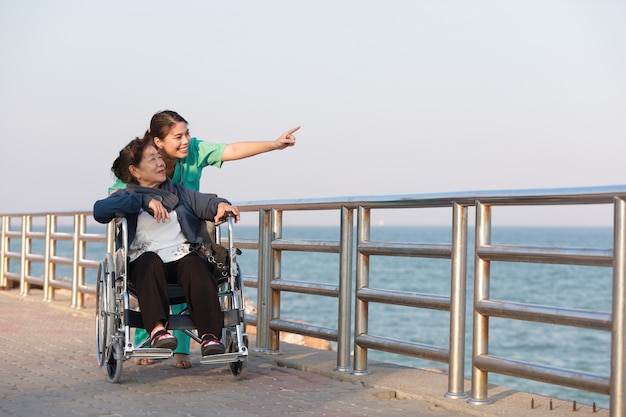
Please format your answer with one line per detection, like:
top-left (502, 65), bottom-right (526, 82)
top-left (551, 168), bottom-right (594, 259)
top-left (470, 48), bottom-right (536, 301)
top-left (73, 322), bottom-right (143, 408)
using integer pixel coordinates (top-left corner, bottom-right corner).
top-left (201, 333), bottom-right (225, 356)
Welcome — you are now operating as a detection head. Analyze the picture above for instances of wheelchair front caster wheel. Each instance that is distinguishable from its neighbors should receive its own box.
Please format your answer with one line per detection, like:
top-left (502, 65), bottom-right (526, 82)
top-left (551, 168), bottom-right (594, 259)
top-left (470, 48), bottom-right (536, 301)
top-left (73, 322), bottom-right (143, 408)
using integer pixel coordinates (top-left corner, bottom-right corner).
top-left (228, 335), bottom-right (248, 380)
top-left (105, 340), bottom-right (123, 383)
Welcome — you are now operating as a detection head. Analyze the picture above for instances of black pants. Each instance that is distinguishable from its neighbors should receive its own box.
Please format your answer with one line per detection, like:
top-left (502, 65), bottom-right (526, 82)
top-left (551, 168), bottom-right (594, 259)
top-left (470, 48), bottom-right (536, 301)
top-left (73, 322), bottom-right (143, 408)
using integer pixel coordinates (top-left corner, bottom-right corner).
top-left (128, 251), bottom-right (223, 338)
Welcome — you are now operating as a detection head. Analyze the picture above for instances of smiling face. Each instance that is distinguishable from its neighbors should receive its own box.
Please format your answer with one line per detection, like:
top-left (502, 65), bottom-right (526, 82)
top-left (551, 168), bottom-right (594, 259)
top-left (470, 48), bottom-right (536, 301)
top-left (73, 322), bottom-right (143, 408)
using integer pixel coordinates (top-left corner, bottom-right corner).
top-left (154, 121), bottom-right (191, 161)
top-left (129, 144), bottom-right (167, 188)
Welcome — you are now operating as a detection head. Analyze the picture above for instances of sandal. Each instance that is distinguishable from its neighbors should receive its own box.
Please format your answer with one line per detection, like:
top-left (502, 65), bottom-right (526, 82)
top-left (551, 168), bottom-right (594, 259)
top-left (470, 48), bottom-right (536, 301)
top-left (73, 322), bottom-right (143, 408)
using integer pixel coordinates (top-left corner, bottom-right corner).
top-left (150, 329), bottom-right (178, 350)
top-left (201, 333), bottom-right (225, 356)
top-left (137, 358), bottom-right (155, 366)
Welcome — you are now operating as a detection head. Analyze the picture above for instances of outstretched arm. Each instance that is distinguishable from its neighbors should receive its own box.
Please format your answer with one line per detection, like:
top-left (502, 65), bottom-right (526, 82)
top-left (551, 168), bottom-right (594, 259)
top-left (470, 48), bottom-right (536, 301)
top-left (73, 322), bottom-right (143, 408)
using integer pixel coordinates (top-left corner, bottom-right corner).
top-left (220, 126), bottom-right (300, 162)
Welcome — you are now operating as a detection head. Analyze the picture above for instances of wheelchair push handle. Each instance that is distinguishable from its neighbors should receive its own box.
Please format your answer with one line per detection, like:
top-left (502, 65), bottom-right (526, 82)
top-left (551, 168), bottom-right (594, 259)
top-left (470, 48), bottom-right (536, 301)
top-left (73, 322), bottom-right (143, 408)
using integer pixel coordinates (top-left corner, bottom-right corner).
top-left (215, 210), bottom-right (238, 226)
top-left (225, 211), bottom-right (236, 223)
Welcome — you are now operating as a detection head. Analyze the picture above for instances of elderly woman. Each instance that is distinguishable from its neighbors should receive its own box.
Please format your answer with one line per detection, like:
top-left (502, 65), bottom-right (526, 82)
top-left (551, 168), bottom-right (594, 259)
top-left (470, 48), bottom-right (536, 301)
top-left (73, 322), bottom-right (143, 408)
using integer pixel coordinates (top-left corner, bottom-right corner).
top-left (93, 137), bottom-right (240, 356)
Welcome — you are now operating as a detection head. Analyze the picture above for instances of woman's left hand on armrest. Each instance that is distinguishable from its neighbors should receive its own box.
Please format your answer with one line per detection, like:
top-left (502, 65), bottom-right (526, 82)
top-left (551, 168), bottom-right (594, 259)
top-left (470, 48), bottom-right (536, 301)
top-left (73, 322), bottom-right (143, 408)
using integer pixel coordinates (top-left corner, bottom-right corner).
top-left (215, 202), bottom-right (240, 223)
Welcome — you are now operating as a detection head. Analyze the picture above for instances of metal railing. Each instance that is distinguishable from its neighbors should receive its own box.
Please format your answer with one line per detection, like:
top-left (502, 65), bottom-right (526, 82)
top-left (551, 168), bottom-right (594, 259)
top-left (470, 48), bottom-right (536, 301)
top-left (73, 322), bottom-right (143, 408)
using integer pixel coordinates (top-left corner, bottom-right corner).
top-left (468, 193), bottom-right (624, 417)
top-left (353, 202), bottom-right (468, 401)
top-left (0, 212), bottom-right (107, 308)
top-left (1, 185), bottom-right (624, 417)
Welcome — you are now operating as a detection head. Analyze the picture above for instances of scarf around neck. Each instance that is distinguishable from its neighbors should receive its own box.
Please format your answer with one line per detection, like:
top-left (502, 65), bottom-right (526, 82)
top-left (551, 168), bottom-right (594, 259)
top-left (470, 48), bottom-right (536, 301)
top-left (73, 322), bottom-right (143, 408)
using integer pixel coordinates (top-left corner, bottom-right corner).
top-left (126, 178), bottom-right (180, 211)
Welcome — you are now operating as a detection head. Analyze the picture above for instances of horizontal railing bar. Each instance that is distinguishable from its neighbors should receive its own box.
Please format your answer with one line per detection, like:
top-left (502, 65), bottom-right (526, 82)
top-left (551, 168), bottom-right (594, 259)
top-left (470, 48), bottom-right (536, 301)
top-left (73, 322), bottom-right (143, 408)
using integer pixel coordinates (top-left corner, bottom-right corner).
top-left (357, 287), bottom-right (450, 311)
top-left (2, 187), bottom-right (625, 224)
top-left (474, 354), bottom-right (610, 394)
top-left (233, 185), bottom-right (626, 211)
top-left (242, 276), bottom-right (258, 288)
top-left (359, 241), bottom-right (452, 258)
top-left (48, 278), bottom-right (73, 290)
top-left (245, 314), bottom-right (257, 327)
top-left (20, 253), bottom-right (99, 271)
top-left (48, 256), bottom-right (74, 266)
top-left (478, 245), bottom-right (613, 266)
top-left (77, 283), bottom-right (95, 295)
top-left (1, 187), bottom-right (625, 218)
top-left (80, 259), bottom-right (100, 269)
top-left (476, 299), bottom-right (612, 330)
top-left (271, 279), bottom-right (338, 297)
top-left (76, 233), bottom-right (107, 243)
top-left (272, 238), bottom-right (340, 253)
top-left (0, 211), bottom-right (93, 217)
top-left (25, 254), bottom-right (45, 262)
top-left (270, 318), bottom-right (338, 342)
top-left (355, 334), bottom-right (449, 363)
top-left (3, 272), bottom-right (20, 280)
top-left (232, 238), bottom-right (258, 250)
top-left (24, 275), bottom-right (44, 286)
top-left (48, 232), bottom-right (74, 241)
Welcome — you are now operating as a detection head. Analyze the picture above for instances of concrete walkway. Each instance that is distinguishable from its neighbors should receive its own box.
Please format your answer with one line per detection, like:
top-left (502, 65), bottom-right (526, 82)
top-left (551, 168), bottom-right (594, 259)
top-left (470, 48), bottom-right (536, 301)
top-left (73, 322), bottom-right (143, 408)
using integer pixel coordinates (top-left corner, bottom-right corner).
top-left (0, 289), bottom-right (608, 417)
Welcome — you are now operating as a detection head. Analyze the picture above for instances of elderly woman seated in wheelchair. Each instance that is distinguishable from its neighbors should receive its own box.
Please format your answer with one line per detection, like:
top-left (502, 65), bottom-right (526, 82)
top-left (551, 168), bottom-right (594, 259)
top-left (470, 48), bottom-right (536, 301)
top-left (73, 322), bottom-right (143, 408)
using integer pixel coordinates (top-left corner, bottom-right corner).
top-left (93, 136), bottom-right (247, 382)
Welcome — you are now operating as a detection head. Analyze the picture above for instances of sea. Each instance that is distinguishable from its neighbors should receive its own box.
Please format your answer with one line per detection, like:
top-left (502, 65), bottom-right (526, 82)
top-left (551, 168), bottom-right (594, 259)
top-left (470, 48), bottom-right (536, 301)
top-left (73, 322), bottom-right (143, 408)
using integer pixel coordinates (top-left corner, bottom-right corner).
top-left (6, 224), bottom-right (615, 409)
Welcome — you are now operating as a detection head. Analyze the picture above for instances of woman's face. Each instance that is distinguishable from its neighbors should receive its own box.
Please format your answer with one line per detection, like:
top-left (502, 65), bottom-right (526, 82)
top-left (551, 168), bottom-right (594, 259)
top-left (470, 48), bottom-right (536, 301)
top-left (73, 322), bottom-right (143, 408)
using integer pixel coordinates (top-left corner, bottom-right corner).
top-left (155, 121), bottom-right (190, 160)
top-left (130, 145), bottom-right (167, 188)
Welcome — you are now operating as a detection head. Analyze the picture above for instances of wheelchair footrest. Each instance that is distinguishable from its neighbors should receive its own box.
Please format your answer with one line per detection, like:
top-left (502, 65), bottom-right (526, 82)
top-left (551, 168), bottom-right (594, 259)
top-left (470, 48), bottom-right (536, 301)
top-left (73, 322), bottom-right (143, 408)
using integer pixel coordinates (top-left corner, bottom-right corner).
top-left (200, 351), bottom-right (248, 365)
top-left (128, 348), bottom-right (174, 359)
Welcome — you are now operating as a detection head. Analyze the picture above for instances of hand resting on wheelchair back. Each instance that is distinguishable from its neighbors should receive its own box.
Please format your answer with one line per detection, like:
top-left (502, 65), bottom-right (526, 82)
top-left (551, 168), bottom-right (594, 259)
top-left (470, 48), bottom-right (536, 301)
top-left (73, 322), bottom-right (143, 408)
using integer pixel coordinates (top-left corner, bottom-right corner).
top-left (93, 137), bottom-right (240, 356)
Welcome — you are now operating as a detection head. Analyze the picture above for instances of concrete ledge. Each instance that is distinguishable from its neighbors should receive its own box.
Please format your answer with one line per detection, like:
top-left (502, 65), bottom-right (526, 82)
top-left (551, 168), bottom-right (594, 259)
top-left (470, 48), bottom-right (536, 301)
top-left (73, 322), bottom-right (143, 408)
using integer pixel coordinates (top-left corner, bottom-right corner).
top-left (250, 337), bottom-right (610, 417)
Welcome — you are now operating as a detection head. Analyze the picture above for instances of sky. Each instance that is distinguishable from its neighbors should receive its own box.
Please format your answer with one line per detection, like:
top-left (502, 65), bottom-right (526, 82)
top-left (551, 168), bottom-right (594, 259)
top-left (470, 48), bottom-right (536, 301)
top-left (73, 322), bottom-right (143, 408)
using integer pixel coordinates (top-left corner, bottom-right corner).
top-left (1, 1), bottom-right (625, 226)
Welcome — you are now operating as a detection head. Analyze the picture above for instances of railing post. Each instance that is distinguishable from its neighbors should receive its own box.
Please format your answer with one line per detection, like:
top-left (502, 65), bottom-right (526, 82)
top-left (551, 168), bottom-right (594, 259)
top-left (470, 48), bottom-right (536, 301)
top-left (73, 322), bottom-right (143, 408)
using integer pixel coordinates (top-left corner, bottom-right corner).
top-left (611, 197), bottom-right (626, 417)
top-left (255, 209), bottom-right (272, 352)
top-left (76, 214), bottom-right (86, 308)
top-left (71, 214), bottom-right (81, 308)
top-left (335, 206), bottom-right (353, 372)
top-left (19, 215), bottom-right (29, 296)
top-left (269, 208), bottom-right (283, 352)
top-left (445, 202), bottom-right (469, 399)
top-left (469, 201), bottom-right (492, 404)
top-left (43, 214), bottom-right (53, 302)
top-left (1, 215), bottom-right (7, 288)
top-left (352, 206), bottom-right (371, 375)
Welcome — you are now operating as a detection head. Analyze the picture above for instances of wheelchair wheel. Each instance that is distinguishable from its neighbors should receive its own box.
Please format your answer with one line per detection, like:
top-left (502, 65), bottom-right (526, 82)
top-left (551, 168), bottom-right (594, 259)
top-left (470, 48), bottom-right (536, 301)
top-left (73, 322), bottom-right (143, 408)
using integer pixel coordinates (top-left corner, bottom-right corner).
top-left (227, 333), bottom-right (248, 380)
top-left (95, 261), bottom-right (107, 367)
top-left (105, 339), bottom-right (123, 383)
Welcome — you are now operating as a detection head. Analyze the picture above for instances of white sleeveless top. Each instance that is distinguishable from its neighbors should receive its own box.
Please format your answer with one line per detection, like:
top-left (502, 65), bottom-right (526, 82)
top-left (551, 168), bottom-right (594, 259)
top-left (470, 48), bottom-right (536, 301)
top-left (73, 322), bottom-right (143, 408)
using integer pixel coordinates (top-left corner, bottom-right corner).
top-left (128, 210), bottom-right (192, 263)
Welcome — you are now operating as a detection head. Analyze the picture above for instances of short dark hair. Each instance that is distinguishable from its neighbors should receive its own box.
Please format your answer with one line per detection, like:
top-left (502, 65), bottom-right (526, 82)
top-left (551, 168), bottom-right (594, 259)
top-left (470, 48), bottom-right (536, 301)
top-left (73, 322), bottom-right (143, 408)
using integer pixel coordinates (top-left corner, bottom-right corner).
top-left (111, 137), bottom-right (156, 184)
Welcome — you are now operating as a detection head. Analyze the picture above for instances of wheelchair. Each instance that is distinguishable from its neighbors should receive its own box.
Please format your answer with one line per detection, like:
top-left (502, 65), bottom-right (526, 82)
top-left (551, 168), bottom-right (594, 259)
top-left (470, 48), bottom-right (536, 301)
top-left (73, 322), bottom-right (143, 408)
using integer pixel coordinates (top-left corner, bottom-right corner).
top-left (95, 215), bottom-right (248, 383)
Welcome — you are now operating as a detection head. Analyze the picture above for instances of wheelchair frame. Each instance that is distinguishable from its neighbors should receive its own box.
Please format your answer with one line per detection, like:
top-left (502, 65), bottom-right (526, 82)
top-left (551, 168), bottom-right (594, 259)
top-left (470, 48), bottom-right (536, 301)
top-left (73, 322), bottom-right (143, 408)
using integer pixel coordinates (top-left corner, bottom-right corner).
top-left (95, 215), bottom-right (248, 383)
